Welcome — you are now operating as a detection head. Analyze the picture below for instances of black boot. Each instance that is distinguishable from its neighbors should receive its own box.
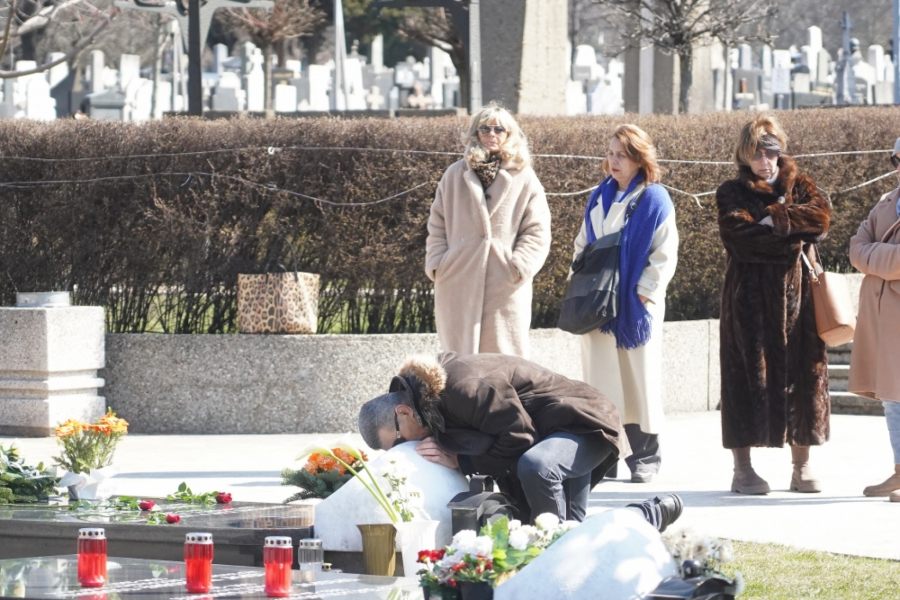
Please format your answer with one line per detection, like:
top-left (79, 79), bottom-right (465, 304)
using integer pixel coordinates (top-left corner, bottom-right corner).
top-left (626, 493), bottom-right (683, 532)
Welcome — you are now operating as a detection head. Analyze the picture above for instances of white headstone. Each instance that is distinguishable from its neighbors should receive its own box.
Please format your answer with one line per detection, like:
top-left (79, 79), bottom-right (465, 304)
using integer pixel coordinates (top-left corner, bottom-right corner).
top-left (119, 54), bottom-right (141, 93)
top-left (313, 442), bottom-right (469, 552)
top-left (307, 64), bottom-right (330, 111)
top-left (274, 83), bottom-right (297, 113)
top-left (365, 85), bottom-right (385, 110)
top-left (738, 43), bottom-right (753, 70)
top-left (285, 60), bottom-right (302, 79)
top-left (345, 56), bottom-right (367, 110)
top-left (244, 48), bottom-right (265, 112)
top-left (574, 44), bottom-right (597, 66)
top-left (213, 44), bottom-right (229, 75)
top-left (493, 509), bottom-right (678, 600)
top-left (773, 50), bottom-right (792, 69)
top-left (430, 46), bottom-right (450, 107)
top-left (793, 72), bottom-right (811, 93)
top-left (565, 79), bottom-right (587, 115)
top-left (887, 56), bottom-right (896, 83)
top-left (816, 48), bottom-right (831, 84)
top-left (371, 34), bottom-right (384, 73)
top-left (25, 77), bottom-right (56, 121)
top-left (47, 53), bottom-right (68, 89)
top-left (90, 50), bottom-right (105, 93)
top-left (808, 26), bottom-right (823, 51)
top-left (801, 45), bottom-right (816, 82)
top-left (761, 45), bottom-right (772, 76)
top-left (130, 78), bottom-right (153, 122)
top-left (869, 45), bottom-right (886, 82)
top-left (772, 68), bottom-right (791, 94)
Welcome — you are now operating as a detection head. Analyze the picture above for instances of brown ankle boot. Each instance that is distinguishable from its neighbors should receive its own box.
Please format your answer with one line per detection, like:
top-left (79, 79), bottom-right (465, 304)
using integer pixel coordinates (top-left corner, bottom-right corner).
top-left (790, 446), bottom-right (821, 493)
top-left (863, 465), bottom-right (900, 497)
top-left (731, 448), bottom-right (770, 494)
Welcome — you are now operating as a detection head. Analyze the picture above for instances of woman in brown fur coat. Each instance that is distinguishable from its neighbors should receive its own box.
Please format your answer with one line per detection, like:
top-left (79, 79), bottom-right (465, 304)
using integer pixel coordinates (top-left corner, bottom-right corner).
top-left (716, 115), bottom-right (831, 495)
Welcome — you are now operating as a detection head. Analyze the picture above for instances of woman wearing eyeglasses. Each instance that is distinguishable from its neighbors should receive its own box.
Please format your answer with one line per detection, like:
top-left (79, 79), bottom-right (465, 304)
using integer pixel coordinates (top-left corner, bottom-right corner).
top-left (849, 137), bottom-right (900, 503)
top-left (425, 103), bottom-right (551, 358)
top-left (716, 115), bottom-right (831, 495)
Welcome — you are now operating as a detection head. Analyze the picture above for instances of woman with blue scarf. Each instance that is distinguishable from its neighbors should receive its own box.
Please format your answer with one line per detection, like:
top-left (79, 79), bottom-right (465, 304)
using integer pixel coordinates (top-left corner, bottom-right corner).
top-left (573, 124), bottom-right (679, 483)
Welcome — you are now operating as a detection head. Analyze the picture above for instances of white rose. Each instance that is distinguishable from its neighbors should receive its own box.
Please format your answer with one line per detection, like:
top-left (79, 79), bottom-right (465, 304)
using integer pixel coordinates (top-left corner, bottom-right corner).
top-left (559, 520), bottom-right (580, 532)
top-left (473, 535), bottom-right (493, 557)
top-left (534, 513), bottom-right (560, 531)
top-left (507, 519), bottom-right (522, 531)
top-left (451, 530), bottom-right (477, 553)
top-left (508, 529), bottom-right (530, 551)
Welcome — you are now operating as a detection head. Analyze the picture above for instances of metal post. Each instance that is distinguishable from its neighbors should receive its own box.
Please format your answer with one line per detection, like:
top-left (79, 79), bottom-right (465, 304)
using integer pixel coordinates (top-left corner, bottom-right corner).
top-left (895, 0), bottom-right (900, 104)
top-left (468, 0), bottom-right (481, 113)
top-left (187, 0), bottom-right (203, 115)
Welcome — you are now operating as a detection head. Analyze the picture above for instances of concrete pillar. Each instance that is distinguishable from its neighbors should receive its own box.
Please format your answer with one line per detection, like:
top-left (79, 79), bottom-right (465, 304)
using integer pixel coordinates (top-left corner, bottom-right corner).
top-left (480, 0), bottom-right (567, 115)
top-left (0, 307), bottom-right (106, 436)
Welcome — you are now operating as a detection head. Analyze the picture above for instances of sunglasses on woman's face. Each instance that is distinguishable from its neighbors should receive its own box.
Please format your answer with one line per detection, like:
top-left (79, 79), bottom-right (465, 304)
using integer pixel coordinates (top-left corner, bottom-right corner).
top-left (751, 149), bottom-right (781, 162)
top-left (478, 125), bottom-right (506, 136)
top-left (891, 154), bottom-right (900, 168)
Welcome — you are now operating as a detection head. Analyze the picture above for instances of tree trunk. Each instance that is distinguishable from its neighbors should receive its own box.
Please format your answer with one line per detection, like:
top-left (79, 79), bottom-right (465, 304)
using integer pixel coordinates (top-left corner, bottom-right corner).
top-left (447, 49), bottom-right (467, 111)
top-left (263, 42), bottom-right (273, 113)
top-left (678, 46), bottom-right (693, 114)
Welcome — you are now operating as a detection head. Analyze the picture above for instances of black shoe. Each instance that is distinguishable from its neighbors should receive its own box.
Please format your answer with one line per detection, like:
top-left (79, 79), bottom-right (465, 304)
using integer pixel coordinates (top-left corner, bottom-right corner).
top-left (653, 494), bottom-right (683, 532)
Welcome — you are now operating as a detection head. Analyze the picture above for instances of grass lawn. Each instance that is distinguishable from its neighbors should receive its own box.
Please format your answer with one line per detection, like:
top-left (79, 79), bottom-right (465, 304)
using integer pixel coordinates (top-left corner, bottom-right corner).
top-left (720, 541), bottom-right (900, 599)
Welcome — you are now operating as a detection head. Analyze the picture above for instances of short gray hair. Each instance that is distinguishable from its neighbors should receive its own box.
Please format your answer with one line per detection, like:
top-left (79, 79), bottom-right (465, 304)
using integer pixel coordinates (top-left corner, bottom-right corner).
top-left (358, 392), bottom-right (409, 451)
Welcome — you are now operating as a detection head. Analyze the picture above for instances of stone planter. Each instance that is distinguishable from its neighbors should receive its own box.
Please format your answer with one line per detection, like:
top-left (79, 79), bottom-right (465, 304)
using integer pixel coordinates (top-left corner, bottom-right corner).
top-left (356, 524), bottom-right (396, 576)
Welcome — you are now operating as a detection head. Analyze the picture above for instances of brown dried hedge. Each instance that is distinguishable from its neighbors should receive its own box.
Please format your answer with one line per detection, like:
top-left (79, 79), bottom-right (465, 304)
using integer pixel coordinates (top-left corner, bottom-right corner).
top-left (0, 107), bottom-right (897, 333)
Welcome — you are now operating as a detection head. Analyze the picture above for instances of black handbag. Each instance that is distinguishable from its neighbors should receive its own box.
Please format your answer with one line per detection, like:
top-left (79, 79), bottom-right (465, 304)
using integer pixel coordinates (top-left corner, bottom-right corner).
top-left (557, 187), bottom-right (646, 335)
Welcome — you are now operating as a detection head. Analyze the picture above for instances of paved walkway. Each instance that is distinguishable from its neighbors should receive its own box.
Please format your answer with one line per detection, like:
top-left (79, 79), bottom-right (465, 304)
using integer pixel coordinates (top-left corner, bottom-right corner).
top-left (3, 412), bottom-right (897, 560)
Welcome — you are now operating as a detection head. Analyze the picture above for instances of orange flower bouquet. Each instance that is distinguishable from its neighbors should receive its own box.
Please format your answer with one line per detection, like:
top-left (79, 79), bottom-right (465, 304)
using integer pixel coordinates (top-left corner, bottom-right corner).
top-left (53, 409), bottom-right (129, 475)
top-left (282, 446), bottom-right (368, 503)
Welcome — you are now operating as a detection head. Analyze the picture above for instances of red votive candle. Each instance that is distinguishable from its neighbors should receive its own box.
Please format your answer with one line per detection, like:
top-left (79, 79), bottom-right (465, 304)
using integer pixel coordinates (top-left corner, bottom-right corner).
top-left (263, 537), bottom-right (293, 597)
top-left (77, 528), bottom-right (107, 588)
top-left (184, 533), bottom-right (214, 593)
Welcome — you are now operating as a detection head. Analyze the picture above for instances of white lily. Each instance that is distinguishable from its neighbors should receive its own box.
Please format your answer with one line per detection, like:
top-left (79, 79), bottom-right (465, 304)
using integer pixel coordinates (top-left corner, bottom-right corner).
top-left (295, 441), bottom-right (336, 462)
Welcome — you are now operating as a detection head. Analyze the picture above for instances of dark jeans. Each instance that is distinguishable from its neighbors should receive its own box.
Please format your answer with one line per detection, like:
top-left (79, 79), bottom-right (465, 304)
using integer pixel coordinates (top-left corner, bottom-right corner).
top-left (517, 432), bottom-right (612, 522)
top-left (605, 424), bottom-right (661, 478)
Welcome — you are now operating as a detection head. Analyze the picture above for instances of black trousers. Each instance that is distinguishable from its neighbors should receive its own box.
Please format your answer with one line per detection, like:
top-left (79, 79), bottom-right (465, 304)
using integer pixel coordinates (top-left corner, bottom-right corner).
top-left (605, 424), bottom-right (661, 477)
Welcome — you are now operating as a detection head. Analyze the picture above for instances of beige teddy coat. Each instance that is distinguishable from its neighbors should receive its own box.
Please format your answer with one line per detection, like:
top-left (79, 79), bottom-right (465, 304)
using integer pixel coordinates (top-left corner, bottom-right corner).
top-left (849, 187), bottom-right (900, 403)
top-left (425, 158), bottom-right (551, 358)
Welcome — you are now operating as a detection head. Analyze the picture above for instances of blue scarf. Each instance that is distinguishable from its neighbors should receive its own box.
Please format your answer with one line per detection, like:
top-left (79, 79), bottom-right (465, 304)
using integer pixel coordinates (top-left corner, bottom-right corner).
top-left (583, 173), bottom-right (674, 349)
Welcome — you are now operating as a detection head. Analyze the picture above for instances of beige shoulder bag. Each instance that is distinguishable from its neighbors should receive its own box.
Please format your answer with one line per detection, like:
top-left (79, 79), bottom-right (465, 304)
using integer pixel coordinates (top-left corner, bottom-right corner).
top-left (800, 245), bottom-right (855, 347)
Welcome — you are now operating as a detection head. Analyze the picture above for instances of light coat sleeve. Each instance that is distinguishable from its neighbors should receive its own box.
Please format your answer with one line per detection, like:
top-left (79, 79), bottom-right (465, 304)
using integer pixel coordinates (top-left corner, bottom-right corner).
top-left (509, 174), bottom-right (552, 281)
top-left (850, 202), bottom-right (900, 281)
top-left (425, 172), bottom-right (450, 281)
top-left (637, 211), bottom-right (679, 304)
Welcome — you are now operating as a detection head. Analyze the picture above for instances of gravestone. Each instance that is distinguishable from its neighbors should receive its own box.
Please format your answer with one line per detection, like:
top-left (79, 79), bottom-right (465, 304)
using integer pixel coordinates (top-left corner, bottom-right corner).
top-left (212, 71), bottom-right (243, 111)
top-left (90, 50), bottom-right (105, 93)
top-left (0, 500), bottom-right (314, 567)
top-left (83, 89), bottom-right (126, 120)
top-left (430, 45), bottom-right (451, 108)
top-left (47, 53), bottom-right (68, 89)
top-left (50, 69), bottom-right (76, 117)
top-left (0, 555), bottom-right (419, 599)
top-left (274, 83), bottom-right (297, 113)
top-left (364, 86), bottom-right (385, 110)
top-left (372, 72), bottom-right (394, 110)
top-left (371, 34), bottom-right (384, 73)
top-left (25, 77), bottom-right (56, 121)
top-left (816, 48), bottom-right (832, 85)
top-left (442, 81), bottom-right (460, 109)
top-left (314, 442), bottom-right (468, 553)
top-left (493, 509), bottom-right (679, 600)
top-left (0, 78), bottom-right (14, 118)
top-left (572, 44), bottom-right (597, 82)
top-left (244, 50), bottom-right (265, 112)
top-left (565, 79), bottom-right (587, 115)
top-left (394, 62), bottom-right (415, 89)
top-left (874, 81), bottom-right (894, 104)
top-left (120, 54), bottom-right (141, 92)
top-left (869, 45), bottom-right (886, 81)
top-left (213, 44), bottom-right (229, 75)
top-left (738, 43), bottom-right (753, 70)
top-left (793, 72), bottom-right (812, 93)
top-left (306, 64), bottom-right (330, 111)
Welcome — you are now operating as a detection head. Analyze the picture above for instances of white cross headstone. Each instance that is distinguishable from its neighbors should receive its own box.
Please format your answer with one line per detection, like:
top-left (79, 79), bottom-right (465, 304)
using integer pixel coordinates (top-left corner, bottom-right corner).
top-left (244, 48), bottom-right (265, 112)
top-left (365, 85), bottom-right (385, 110)
top-left (90, 50), bottom-right (105, 93)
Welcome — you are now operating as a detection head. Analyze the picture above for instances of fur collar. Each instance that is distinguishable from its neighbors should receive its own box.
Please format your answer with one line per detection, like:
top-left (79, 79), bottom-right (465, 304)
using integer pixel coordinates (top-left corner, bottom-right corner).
top-left (738, 155), bottom-right (799, 202)
top-left (397, 354), bottom-right (448, 432)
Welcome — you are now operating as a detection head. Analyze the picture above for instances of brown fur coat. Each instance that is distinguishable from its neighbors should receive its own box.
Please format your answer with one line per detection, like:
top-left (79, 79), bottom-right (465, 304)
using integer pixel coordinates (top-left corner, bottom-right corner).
top-left (715, 156), bottom-right (831, 448)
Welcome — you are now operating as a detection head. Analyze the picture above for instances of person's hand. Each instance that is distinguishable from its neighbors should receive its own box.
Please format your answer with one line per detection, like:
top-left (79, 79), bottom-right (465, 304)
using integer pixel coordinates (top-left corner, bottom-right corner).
top-left (416, 437), bottom-right (459, 469)
top-left (758, 215), bottom-right (774, 227)
top-left (638, 294), bottom-right (650, 305)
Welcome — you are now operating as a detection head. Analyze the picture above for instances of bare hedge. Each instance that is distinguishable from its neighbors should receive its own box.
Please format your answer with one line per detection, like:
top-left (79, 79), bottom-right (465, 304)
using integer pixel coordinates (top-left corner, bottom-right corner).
top-left (0, 108), bottom-right (897, 334)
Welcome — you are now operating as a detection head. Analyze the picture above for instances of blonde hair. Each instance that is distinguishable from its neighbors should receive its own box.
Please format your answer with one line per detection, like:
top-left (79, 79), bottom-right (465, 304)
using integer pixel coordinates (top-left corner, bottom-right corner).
top-left (602, 124), bottom-right (662, 184)
top-left (462, 102), bottom-right (531, 170)
top-left (734, 115), bottom-right (789, 168)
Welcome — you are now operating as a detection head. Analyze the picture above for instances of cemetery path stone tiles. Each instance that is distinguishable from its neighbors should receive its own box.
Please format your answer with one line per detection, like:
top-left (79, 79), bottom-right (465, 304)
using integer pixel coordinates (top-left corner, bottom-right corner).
top-left (0, 556), bottom-right (422, 600)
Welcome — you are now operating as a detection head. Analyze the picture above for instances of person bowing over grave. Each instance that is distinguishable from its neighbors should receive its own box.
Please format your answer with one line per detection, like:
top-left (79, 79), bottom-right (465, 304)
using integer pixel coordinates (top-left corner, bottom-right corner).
top-left (357, 352), bottom-right (682, 530)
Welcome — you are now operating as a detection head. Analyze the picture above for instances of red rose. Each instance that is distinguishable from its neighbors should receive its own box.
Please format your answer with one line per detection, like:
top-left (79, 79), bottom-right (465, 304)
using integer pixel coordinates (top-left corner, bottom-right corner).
top-left (215, 492), bottom-right (232, 504)
top-left (434, 549), bottom-right (446, 560)
top-left (417, 550), bottom-right (431, 563)
top-left (138, 500), bottom-right (155, 511)
top-left (448, 580), bottom-right (457, 587)
top-left (166, 514), bottom-right (180, 523)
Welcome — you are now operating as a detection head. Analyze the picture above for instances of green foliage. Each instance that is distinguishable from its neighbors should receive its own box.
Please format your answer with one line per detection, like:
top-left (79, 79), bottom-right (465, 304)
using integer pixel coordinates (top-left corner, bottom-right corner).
top-left (281, 467), bottom-right (354, 502)
top-left (166, 482), bottom-right (218, 504)
top-left (0, 444), bottom-right (59, 504)
top-left (0, 110), bottom-right (897, 330)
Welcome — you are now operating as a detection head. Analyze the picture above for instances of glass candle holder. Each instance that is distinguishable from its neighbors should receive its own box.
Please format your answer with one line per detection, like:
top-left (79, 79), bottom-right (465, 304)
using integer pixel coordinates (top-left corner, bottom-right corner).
top-left (297, 538), bottom-right (323, 584)
top-left (263, 537), bottom-right (293, 597)
top-left (184, 533), bottom-right (214, 593)
top-left (77, 528), bottom-right (107, 588)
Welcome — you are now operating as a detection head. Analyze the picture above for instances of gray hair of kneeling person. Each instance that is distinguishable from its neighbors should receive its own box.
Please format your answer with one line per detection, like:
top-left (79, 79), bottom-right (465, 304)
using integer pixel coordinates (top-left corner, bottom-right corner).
top-left (358, 391), bottom-right (414, 451)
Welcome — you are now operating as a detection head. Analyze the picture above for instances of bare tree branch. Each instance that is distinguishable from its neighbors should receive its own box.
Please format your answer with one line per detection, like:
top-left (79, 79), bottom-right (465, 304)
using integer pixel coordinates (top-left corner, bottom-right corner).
top-left (0, 11), bottom-right (110, 77)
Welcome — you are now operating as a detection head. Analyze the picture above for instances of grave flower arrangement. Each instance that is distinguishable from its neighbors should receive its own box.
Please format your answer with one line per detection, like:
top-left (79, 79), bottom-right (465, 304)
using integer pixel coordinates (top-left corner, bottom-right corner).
top-left (417, 513), bottom-right (579, 594)
top-left (53, 409), bottom-right (128, 474)
top-left (293, 441), bottom-right (407, 522)
top-left (661, 527), bottom-right (745, 595)
top-left (282, 446), bottom-right (368, 503)
top-left (0, 444), bottom-right (58, 504)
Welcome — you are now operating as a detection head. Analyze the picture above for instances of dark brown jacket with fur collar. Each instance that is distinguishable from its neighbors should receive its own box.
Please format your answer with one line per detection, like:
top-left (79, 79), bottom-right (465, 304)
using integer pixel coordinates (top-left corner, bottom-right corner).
top-left (395, 352), bottom-right (630, 485)
top-left (716, 155), bottom-right (831, 448)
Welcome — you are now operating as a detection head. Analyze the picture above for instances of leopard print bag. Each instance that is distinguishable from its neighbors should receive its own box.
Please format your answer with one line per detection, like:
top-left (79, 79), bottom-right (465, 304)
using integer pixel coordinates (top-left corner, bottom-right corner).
top-left (237, 272), bottom-right (320, 334)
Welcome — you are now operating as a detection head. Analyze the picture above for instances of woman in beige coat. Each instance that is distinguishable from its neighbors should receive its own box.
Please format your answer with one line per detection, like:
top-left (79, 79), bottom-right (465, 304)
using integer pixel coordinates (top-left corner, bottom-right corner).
top-left (425, 104), bottom-right (551, 358)
top-left (849, 137), bottom-right (900, 503)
